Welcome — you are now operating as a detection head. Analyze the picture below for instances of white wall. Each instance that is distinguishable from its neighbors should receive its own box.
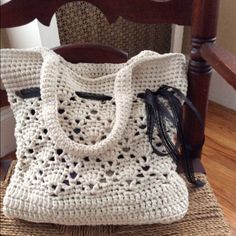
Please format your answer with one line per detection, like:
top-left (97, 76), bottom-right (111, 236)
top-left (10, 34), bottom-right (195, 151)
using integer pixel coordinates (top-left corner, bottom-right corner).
top-left (5, 16), bottom-right (60, 48)
top-left (209, 71), bottom-right (236, 111)
top-left (6, 20), bottom-right (42, 48)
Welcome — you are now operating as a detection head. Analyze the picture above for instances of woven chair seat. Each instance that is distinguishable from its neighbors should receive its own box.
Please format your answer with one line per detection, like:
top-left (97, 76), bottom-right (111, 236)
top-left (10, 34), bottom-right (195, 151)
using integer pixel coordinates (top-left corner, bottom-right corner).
top-left (0, 161), bottom-right (231, 236)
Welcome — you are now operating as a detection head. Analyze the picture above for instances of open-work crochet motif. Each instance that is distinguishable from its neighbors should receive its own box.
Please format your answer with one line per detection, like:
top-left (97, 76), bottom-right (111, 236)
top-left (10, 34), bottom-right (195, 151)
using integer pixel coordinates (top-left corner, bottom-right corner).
top-left (1, 48), bottom-right (188, 225)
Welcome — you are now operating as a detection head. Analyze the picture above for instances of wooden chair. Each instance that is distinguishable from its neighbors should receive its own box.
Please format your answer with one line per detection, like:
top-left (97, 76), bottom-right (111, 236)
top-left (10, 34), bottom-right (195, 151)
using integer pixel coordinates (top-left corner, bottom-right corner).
top-left (0, 0), bottom-right (235, 235)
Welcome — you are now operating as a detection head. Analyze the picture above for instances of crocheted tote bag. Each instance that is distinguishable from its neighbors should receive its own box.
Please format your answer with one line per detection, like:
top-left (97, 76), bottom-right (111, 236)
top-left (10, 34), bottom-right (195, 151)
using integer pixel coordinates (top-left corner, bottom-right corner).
top-left (1, 48), bottom-right (202, 226)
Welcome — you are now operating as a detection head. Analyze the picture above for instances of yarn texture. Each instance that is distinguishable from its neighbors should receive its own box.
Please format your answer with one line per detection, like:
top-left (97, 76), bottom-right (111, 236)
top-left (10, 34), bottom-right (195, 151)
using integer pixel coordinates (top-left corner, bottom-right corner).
top-left (1, 48), bottom-right (189, 225)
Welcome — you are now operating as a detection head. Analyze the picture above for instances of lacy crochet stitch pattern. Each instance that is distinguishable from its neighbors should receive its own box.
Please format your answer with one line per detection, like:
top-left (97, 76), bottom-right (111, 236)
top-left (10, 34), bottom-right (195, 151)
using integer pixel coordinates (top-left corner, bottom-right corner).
top-left (1, 48), bottom-right (188, 225)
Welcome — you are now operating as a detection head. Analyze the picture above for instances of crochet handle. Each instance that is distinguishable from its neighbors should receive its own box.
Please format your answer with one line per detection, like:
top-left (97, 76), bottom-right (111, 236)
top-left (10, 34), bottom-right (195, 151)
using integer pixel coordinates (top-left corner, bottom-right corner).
top-left (40, 49), bottom-right (133, 157)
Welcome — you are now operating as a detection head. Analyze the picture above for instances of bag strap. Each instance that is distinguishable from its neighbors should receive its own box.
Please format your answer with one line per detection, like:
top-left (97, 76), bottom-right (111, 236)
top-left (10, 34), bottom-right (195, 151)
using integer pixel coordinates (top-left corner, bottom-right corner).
top-left (40, 49), bottom-right (134, 157)
top-left (40, 49), bottom-right (183, 157)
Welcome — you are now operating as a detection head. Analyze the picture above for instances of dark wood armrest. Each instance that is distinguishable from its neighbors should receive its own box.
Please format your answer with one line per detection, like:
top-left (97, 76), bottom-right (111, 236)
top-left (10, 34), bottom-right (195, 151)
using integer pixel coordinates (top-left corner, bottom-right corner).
top-left (200, 43), bottom-right (236, 90)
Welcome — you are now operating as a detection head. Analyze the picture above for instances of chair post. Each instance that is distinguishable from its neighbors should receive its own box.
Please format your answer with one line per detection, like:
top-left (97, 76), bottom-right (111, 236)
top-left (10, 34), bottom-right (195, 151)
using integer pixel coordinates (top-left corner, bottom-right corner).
top-left (184, 0), bottom-right (220, 159)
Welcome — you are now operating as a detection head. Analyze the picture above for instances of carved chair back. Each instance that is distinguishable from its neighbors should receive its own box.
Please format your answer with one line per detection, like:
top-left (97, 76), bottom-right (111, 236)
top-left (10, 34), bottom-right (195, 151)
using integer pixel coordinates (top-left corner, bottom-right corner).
top-left (0, 0), bottom-right (220, 162)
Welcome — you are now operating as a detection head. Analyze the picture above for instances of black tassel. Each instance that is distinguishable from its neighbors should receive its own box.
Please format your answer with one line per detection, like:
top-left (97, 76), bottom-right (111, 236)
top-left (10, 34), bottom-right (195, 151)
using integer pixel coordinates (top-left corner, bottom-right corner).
top-left (138, 85), bottom-right (205, 187)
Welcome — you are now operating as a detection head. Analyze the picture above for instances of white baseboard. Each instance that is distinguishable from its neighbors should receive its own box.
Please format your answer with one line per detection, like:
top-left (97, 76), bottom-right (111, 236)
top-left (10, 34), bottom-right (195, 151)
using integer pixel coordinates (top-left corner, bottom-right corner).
top-left (0, 106), bottom-right (16, 157)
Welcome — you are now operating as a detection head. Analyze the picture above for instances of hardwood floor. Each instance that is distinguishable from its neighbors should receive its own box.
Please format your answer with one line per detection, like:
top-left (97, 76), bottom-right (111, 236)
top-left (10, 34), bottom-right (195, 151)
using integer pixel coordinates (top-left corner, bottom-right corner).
top-left (0, 101), bottom-right (236, 235)
top-left (202, 102), bottom-right (236, 235)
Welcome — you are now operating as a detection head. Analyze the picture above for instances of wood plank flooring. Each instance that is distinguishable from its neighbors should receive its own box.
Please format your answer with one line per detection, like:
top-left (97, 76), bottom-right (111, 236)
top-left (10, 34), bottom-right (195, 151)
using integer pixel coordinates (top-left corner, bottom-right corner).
top-left (0, 101), bottom-right (236, 235)
top-left (202, 102), bottom-right (236, 235)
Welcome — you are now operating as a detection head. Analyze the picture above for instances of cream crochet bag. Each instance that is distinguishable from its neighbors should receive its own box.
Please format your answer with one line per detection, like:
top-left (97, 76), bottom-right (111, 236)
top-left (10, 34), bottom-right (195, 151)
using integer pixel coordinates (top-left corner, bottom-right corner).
top-left (1, 48), bottom-right (198, 225)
